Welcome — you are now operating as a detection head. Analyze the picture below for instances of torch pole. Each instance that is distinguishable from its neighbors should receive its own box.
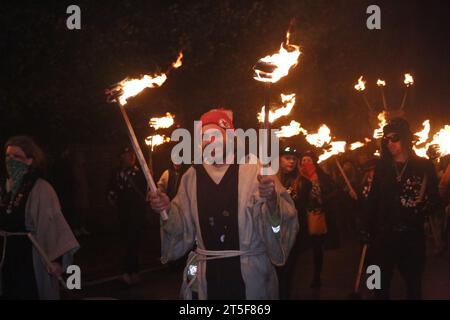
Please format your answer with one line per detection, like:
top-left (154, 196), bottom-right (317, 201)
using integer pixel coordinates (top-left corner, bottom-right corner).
top-left (148, 137), bottom-right (154, 173)
top-left (262, 82), bottom-right (271, 176)
top-left (400, 89), bottom-right (408, 110)
top-left (27, 233), bottom-right (68, 289)
top-left (380, 87), bottom-right (387, 110)
top-left (335, 159), bottom-right (358, 200)
top-left (118, 103), bottom-right (168, 220)
top-left (361, 94), bottom-right (373, 113)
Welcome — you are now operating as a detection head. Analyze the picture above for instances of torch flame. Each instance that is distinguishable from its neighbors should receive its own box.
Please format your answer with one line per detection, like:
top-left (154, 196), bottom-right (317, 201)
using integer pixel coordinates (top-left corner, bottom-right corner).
top-left (430, 125), bottom-right (450, 157)
top-left (377, 79), bottom-right (386, 87)
top-left (149, 112), bottom-right (175, 130)
top-left (253, 31), bottom-right (301, 83)
top-left (172, 52), bottom-right (183, 69)
top-left (145, 134), bottom-right (171, 151)
top-left (257, 93), bottom-right (296, 123)
top-left (354, 76), bottom-right (366, 91)
top-left (404, 73), bottom-right (414, 87)
top-left (305, 125), bottom-right (332, 148)
top-left (414, 120), bottom-right (431, 145)
top-left (413, 124), bottom-right (450, 159)
top-left (350, 141), bottom-right (365, 150)
top-left (116, 74), bottom-right (167, 105)
top-left (275, 120), bottom-right (307, 138)
top-left (373, 111), bottom-right (388, 139)
top-left (318, 141), bottom-right (347, 163)
top-left (112, 53), bottom-right (183, 106)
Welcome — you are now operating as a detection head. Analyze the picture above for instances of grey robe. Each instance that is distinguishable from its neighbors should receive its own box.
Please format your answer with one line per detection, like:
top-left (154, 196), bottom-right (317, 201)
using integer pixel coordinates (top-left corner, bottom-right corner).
top-left (161, 162), bottom-right (299, 300)
top-left (24, 179), bottom-right (80, 299)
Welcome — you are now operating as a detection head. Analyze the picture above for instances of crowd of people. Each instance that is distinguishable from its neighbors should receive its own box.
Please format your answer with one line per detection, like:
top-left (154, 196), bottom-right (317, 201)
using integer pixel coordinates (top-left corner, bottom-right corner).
top-left (0, 111), bottom-right (449, 300)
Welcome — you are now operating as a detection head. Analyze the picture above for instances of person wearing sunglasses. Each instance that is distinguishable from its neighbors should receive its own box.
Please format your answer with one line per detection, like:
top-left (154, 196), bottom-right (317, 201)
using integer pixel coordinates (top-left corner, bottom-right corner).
top-left (362, 118), bottom-right (442, 299)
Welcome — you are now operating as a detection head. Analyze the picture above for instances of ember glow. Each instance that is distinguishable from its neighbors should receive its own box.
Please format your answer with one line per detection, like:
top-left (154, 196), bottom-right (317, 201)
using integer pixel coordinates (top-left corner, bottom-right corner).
top-left (377, 79), bottom-right (386, 87)
top-left (149, 112), bottom-right (175, 130)
top-left (257, 93), bottom-right (296, 123)
top-left (145, 134), bottom-right (171, 151)
top-left (253, 32), bottom-right (301, 83)
top-left (354, 76), bottom-right (366, 91)
top-left (404, 73), bottom-right (414, 87)
top-left (373, 111), bottom-right (388, 139)
top-left (275, 120), bottom-right (307, 138)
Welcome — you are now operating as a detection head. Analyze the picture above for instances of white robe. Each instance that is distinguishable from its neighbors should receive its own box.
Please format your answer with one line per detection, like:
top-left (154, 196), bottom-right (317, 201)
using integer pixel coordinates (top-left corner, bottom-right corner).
top-left (160, 162), bottom-right (299, 300)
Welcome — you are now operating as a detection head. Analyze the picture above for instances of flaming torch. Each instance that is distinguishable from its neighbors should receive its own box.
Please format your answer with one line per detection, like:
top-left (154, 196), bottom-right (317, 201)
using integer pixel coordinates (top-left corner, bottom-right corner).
top-left (257, 93), bottom-right (296, 124)
top-left (253, 27), bottom-right (301, 174)
top-left (354, 76), bottom-right (373, 112)
top-left (377, 79), bottom-right (387, 110)
top-left (275, 120), bottom-right (308, 138)
top-left (147, 113), bottom-right (175, 170)
top-left (106, 52), bottom-right (183, 220)
top-left (400, 73), bottom-right (414, 110)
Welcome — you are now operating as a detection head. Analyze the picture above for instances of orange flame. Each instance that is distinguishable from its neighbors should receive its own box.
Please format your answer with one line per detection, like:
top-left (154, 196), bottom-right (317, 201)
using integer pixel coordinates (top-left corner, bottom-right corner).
top-left (253, 31), bottom-right (301, 83)
top-left (354, 76), bottom-right (366, 91)
top-left (350, 141), bottom-right (365, 150)
top-left (318, 141), bottom-right (347, 163)
top-left (430, 125), bottom-right (450, 157)
top-left (404, 73), bottom-right (414, 87)
top-left (149, 112), bottom-right (175, 130)
top-left (377, 79), bottom-right (386, 87)
top-left (257, 93), bottom-right (296, 123)
top-left (116, 74), bottom-right (167, 105)
top-left (373, 111), bottom-right (388, 139)
top-left (172, 52), bottom-right (183, 69)
top-left (145, 134), bottom-right (171, 151)
top-left (305, 125), bottom-right (332, 147)
top-left (275, 120), bottom-right (307, 138)
top-left (413, 123), bottom-right (450, 159)
top-left (113, 53), bottom-right (183, 106)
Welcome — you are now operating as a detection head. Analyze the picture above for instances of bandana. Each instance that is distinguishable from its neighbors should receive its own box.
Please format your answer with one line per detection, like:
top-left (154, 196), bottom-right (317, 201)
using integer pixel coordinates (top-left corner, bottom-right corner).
top-left (6, 158), bottom-right (29, 197)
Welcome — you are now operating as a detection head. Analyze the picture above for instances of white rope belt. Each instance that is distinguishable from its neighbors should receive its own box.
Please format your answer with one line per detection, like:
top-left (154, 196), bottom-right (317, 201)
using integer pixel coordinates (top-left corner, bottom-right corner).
top-left (183, 247), bottom-right (266, 292)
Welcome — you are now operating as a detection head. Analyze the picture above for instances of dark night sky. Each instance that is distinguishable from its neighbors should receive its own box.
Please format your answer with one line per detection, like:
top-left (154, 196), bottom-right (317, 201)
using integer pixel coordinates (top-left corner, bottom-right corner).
top-left (2, 0), bottom-right (449, 154)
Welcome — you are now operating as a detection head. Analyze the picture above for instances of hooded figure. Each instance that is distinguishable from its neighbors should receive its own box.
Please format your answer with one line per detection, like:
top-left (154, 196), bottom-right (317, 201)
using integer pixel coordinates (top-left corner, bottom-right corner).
top-left (363, 117), bottom-right (442, 299)
top-left (149, 108), bottom-right (299, 300)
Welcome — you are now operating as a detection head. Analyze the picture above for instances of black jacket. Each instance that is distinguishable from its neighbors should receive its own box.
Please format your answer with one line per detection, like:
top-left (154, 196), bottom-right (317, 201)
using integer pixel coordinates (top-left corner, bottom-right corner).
top-left (363, 156), bottom-right (442, 236)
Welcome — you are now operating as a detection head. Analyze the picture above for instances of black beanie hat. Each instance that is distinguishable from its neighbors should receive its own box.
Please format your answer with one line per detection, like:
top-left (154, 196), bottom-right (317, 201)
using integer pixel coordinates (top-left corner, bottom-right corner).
top-left (383, 117), bottom-right (412, 139)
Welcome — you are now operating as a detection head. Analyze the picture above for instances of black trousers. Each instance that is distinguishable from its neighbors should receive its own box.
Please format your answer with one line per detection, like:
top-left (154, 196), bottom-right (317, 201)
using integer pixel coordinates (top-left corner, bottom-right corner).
top-left (118, 207), bottom-right (144, 274)
top-left (373, 229), bottom-right (425, 300)
top-left (276, 235), bottom-right (302, 300)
